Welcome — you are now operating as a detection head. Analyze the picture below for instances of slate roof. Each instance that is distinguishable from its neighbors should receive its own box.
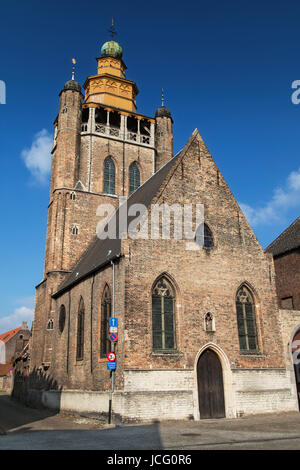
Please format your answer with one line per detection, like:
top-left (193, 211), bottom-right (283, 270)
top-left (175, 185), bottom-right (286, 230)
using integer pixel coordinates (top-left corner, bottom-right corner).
top-left (265, 216), bottom-right (300, 257)
top-left (52, 132), bottom-right (197, 299)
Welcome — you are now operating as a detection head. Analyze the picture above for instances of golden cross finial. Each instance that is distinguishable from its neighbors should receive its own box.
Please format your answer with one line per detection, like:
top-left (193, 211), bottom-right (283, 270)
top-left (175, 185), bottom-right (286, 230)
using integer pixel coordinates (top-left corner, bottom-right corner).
top-left (161, 88), bottom-right (165, 106)
top-left (72, 58), bottom-right (76, 80)
top-left (108, 17), bottom-right (117, 40)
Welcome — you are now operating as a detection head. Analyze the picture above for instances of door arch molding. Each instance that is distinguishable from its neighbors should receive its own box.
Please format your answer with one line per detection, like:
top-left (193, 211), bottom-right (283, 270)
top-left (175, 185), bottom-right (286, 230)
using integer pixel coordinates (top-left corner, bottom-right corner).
top-left (193, 343), bottom-right (235, 419)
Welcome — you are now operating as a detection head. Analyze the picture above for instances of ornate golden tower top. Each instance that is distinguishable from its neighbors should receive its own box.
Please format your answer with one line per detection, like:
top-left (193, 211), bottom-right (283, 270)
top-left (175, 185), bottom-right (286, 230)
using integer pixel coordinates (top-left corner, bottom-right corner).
top-left (83, 25), bottom-right (138, 112)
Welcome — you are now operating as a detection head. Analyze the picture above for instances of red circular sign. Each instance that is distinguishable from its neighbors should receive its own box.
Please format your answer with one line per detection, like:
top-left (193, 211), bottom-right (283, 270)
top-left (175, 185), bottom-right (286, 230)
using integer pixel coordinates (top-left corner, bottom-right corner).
top-left (107, 352), bottom-right (116, 362)
top-left (109, 333), bottom-right (118, 342)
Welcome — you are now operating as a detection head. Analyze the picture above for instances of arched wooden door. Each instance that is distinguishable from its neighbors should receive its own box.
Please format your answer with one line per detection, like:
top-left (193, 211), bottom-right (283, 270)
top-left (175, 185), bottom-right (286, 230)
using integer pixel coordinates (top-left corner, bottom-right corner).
top-left (197, 349), bottom-right (225, 419)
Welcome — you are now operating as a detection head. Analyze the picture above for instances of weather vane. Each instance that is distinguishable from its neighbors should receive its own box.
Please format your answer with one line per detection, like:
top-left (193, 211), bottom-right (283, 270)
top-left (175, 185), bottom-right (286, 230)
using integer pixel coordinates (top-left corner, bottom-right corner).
top-left (108, 17), bottom-right (117, 40)
top-left (162, 88), bottom-right (165, 106)
top-left (72, 58), bottom-right (76, 80)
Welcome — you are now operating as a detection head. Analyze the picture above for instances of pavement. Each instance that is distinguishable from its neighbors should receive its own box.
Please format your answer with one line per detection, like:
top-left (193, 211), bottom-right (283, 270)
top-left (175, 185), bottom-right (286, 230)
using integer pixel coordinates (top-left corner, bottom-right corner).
top-left (1, 392), bottom-right (300, 450)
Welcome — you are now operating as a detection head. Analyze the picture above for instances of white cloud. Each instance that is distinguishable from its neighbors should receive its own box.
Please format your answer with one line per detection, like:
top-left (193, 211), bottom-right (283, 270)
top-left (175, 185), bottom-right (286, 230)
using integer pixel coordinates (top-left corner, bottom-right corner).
top-left (0, 306), bottom-right (34, 334)
top-left (21, 129), bottom-right (52, 184)
top-left (240, 167), bottom-right (300, 226)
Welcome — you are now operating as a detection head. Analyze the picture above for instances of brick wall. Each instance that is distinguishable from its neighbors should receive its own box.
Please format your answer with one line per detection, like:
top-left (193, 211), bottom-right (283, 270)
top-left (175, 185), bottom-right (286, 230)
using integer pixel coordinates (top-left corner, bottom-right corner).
top-left (273, 250), bottom-right (300, 309)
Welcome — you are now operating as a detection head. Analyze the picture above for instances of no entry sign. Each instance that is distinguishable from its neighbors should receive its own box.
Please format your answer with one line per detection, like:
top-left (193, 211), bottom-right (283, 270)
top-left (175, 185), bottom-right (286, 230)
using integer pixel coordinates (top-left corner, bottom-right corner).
top-left (107, 352), bottom-right (116, 362)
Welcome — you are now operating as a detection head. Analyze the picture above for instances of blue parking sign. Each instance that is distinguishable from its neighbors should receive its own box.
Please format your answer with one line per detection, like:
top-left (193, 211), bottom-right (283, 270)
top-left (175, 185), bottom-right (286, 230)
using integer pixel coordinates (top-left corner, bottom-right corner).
top-left (107, 361), bottom-right (116, 370)
top-left (109, 317), bottom-right (118, 328)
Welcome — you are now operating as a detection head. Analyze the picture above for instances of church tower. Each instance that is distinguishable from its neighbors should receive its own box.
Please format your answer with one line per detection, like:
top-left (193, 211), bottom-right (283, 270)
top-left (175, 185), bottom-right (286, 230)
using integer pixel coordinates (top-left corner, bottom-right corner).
top-left (31, 32), bottom-right (173, 371)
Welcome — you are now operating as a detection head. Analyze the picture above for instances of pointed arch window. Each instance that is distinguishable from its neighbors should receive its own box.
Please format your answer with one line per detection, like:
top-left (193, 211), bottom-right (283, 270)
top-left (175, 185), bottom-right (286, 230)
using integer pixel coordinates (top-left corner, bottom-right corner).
top-left (236, 286), bottom-right (259, 353)
top-left (59, 305), bottom-right (66, 334)
top-left (76, 297), bottom-right (85, 361)
top-left (195, 223), bottom-right (214, 248)
top-left (104, 157), bottom-right (116, 195)
top-left (152, 276), bottom-right (176, 351)
top-left (100, 285), bottom-right (111, 358)
top-left (129, 162), bottom-right (140, 195)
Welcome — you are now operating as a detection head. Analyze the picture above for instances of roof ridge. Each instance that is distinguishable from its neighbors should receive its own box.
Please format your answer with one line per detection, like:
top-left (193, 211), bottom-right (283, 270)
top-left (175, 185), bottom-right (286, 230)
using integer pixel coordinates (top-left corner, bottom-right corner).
top-left (265, 215), bottom-right (300, 253)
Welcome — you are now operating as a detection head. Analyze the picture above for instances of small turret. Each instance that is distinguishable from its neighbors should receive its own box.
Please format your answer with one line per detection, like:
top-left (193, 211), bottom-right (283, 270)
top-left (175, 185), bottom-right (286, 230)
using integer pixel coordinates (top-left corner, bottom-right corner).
top-left (154, 91), bottom-right (173, 171)
top-left (50, 74), bottom-right (83, 194)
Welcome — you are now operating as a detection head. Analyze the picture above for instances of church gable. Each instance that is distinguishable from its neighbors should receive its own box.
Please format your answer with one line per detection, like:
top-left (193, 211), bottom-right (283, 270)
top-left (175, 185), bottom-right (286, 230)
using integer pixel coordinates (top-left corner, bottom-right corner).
top-left (127, 129), bottom-right (265, 258)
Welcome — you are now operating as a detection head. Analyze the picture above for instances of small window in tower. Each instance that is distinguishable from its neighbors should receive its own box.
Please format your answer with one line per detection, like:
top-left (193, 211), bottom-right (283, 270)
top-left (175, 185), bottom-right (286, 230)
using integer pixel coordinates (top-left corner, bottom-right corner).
top-left (70, 192), bottom-right (76, 201)
top-left (109, 111), bottom-right (121, 129)
top-left (47, 319), bottom-right (54, 330)
top-left (82, 108), bottom-right (89, 124)
top-left (127, 116), bottom-right (138, 133)
top-left (59, 305), bottom-right (66, 333)
top-left (62, 107), bottom-right (67, 114)
top-left (95, 107), bottom-right (107, 124)
top-left (140, 119), bottom-right (150, 136)
top-left (103, 157), bottom-right (116, 194)
top-left (72, 225), bottom-right (79, 235)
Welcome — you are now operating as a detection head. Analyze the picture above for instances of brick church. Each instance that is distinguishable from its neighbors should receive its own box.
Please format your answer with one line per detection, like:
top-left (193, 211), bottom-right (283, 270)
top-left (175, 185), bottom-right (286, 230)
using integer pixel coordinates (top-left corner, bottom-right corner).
top-left (27, 35), bottom-right (299, 421)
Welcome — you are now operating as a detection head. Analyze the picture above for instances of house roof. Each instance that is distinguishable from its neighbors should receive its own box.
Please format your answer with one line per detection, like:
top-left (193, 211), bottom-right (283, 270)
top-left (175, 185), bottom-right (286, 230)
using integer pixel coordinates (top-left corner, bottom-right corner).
top-left (52, 130), bottom-right (199, 298)
top-left (265, 216), bottom-right (300, 257)
top-left (0, 327), bottom-right (22, 344)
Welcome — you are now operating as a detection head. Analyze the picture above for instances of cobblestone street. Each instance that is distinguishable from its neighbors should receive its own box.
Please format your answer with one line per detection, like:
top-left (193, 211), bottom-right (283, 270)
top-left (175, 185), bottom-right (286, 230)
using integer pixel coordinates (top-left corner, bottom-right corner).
top-left (1, 392), bottom-right (300, 450)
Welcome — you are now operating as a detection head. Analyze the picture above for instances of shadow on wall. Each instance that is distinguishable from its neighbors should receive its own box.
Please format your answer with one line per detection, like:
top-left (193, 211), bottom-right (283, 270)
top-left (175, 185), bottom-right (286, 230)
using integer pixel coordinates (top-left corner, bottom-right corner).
top-left (11, 366), bottom-right (62, 412)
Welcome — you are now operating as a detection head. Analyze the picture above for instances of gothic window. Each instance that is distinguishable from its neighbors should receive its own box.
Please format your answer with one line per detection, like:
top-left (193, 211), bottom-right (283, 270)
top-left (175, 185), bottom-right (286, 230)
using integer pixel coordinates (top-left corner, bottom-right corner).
top-left (59, 305), bottom-right (66, 333)
top-left (72, 225), bottom-right (79, 235)
top-left (129, 162), bottom-right (140, 195)
top-left (152, 276), bottom-right (176, 351)
top-left (100, 285), bottom-right (111, 358)
top-left (70, 192), bottom-right (76, 201)
top-left (195, 223), bottom-right (214, 248)
top-left (104, 157), bottom-right (116, 195)
top-left (76, 297), bottom-right (85, 361)
top-left (47, 319), bottom-right (54, 330)
top-left (236, 286), bottom-right (259, 353)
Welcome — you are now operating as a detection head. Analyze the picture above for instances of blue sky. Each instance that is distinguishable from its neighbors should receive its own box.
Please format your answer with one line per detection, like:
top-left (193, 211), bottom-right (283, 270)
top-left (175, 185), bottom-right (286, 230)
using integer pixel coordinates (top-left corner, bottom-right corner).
top-left (1, 0), bottom-right (300, 331)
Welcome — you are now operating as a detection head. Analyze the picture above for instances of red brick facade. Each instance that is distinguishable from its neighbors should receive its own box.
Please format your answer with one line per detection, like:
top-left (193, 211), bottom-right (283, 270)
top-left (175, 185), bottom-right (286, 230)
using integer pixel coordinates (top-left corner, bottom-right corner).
top-left (273, 250), bottom-right (300, 309)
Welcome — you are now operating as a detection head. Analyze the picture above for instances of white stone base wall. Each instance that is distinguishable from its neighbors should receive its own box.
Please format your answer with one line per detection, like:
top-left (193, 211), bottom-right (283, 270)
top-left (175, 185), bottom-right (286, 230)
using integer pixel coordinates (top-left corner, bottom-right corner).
top-left (232, 368), bottom-right (298, 415)
top-left (35, 367), bottom-right (299, 422)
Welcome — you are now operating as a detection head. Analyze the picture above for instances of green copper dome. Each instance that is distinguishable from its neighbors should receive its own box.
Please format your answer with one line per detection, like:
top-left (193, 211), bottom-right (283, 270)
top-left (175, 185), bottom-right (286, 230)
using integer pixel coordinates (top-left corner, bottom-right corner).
top-left (101, 41), bottom-right (123, 59)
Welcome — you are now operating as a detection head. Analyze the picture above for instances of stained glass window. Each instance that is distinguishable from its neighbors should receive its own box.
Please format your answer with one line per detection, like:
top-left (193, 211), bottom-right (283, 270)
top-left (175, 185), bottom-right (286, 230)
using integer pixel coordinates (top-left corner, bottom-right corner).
top-left (104, 157), bottom-right (116, 194)
top-left (236, 286), bottom-right (259, 352)
top-left (129, 162), bottom-right (140, 194)
top-left (152, 277), bottom-right (176, 351)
